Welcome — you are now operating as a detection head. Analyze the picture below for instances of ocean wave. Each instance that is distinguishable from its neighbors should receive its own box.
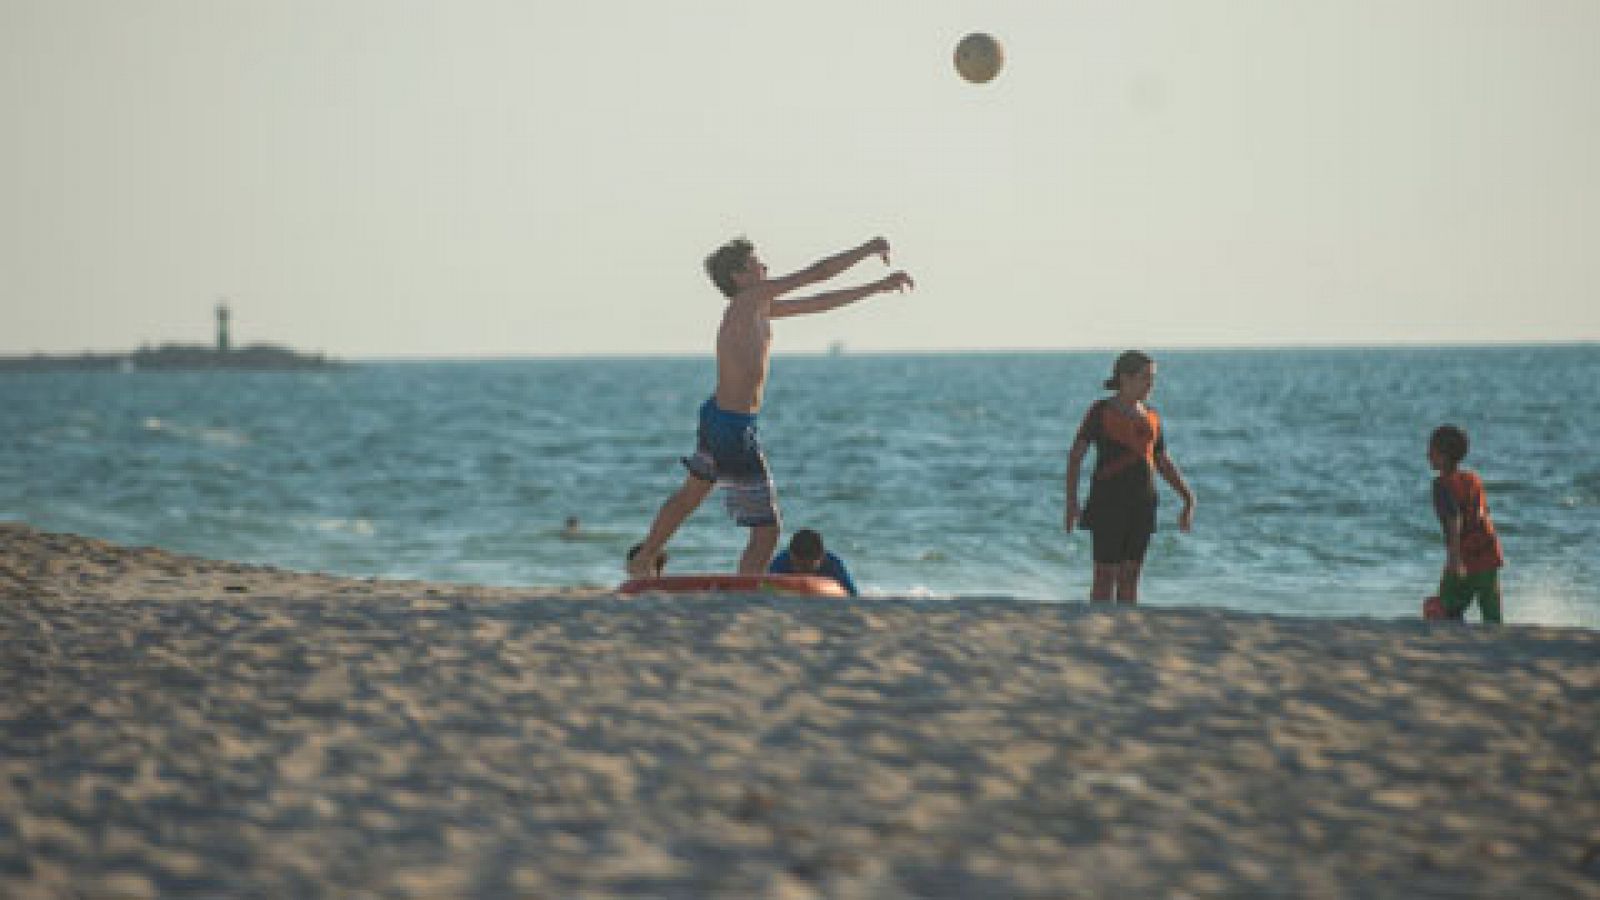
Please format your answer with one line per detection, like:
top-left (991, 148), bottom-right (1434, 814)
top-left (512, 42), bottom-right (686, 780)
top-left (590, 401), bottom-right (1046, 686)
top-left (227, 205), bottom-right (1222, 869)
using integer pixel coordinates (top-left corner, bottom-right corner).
top-left (142, 417), bottom-right (250, 448)
top-left (300, 517), bottom-right (377, 537)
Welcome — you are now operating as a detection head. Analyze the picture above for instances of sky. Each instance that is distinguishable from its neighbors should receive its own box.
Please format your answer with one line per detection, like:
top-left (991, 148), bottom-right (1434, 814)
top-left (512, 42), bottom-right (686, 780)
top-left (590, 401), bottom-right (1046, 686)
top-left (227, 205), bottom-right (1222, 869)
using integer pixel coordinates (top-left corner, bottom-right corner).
top-left (2, 0), bottom-right (1597, 357)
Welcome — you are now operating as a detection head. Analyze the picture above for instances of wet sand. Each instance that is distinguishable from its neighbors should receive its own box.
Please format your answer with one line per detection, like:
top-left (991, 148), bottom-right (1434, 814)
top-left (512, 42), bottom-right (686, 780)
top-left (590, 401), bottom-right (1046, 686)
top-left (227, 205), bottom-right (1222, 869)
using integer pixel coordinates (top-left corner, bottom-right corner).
top-left (3, 522), bottom-right (1598, 898)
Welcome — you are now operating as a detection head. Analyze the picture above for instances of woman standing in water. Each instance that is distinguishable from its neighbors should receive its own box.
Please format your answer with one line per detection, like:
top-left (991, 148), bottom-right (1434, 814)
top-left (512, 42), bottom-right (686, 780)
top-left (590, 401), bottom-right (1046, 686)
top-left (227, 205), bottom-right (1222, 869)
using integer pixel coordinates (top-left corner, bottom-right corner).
top-left (1064, 350), bottom-right (1196, 604)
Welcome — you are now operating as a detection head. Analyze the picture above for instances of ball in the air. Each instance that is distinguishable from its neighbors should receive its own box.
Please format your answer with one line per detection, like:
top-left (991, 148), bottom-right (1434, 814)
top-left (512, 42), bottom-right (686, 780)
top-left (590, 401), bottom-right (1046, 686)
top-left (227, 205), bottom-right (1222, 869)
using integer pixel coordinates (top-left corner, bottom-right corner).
top-left (954, 32), bottom-right (1004, 84)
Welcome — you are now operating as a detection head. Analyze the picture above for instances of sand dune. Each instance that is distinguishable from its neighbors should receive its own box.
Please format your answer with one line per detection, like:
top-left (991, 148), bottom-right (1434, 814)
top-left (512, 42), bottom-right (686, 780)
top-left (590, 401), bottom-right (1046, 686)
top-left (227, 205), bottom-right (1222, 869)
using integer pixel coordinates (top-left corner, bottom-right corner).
top-left (3, 522), bottom-right (1597, 898)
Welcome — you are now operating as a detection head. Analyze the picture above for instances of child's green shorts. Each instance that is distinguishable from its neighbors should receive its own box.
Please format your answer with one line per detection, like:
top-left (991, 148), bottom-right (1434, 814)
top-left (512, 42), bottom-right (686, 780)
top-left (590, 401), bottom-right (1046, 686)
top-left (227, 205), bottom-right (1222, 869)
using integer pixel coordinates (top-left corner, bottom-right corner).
top-left (1439, 570), bottom-right (1502, 624)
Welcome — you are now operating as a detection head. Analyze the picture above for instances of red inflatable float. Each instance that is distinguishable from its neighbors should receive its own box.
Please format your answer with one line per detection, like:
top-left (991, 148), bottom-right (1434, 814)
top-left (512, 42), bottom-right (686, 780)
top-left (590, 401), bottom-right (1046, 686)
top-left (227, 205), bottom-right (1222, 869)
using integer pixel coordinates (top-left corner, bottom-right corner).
top-left (618, 573), bottom-right (848, 598)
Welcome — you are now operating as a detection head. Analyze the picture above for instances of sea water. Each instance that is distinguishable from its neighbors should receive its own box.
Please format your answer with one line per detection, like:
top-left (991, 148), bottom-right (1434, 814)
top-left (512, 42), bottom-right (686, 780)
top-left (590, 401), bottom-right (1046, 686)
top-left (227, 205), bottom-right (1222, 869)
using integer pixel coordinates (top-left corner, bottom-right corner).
top-left (3, 346), bottom-right (1597, 627)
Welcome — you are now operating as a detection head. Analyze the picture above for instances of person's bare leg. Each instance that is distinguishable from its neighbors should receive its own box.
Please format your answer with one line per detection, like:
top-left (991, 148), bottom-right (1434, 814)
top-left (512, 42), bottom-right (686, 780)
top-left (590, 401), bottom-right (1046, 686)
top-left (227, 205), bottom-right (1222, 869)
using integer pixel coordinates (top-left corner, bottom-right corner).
top-left (1115, 561), bottom-right (1142, 605)
top-left (738, 523), bottom-right (781, 575)
top-left (1090, 563), bottom-right (1117, 603)
top-left (627, 475), bottom-right (713, 577)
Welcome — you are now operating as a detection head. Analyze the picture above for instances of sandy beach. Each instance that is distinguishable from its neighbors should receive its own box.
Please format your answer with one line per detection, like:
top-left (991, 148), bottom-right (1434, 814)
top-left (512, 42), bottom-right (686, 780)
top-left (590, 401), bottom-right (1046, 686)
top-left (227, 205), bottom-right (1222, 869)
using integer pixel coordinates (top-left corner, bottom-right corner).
top-left (2, 522), bottom-right (1597, 898)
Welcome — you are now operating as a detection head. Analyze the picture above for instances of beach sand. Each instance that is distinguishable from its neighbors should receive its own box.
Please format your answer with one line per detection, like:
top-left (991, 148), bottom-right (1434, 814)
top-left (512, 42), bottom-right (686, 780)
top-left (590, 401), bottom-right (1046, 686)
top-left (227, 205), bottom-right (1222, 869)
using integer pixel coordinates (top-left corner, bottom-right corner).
top-left (3, 522), bottom-right (1597, 898)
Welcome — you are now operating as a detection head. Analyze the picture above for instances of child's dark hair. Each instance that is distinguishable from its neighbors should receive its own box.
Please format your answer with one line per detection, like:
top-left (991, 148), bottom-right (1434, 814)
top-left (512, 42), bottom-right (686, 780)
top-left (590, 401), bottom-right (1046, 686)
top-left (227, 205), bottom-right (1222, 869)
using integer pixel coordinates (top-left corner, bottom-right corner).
top-left (1430, 424), bottom-right (1470, 465)
top-left (788, 528), bottom-right (824, 563)
top-left (705, 237), bottom-right (755, 297)
top-left (1104, 350), bottom-right (1153, 391)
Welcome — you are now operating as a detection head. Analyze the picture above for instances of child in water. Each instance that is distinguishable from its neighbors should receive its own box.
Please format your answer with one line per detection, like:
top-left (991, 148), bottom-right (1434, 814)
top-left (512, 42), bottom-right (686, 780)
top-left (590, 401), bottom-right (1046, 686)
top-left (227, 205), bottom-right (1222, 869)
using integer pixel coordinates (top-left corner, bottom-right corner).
top-left (1428, 424), bottom-right (1505, 623)
top-left (1064, 350), bottom-right (1196, 604)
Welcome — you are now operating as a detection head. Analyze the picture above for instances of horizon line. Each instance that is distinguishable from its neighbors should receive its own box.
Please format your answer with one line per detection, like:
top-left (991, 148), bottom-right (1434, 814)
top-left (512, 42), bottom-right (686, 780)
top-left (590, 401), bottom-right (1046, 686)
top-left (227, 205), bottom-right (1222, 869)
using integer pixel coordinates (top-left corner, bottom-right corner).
top-left (5, 337), bottom-right (1598, 363)
top-left (342, 338), bottom-right (1600, 363)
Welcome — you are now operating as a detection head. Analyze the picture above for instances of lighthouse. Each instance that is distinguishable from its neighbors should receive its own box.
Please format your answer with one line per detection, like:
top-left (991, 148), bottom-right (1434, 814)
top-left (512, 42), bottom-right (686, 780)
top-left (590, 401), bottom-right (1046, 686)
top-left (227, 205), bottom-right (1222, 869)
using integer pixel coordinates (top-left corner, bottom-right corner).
top-left (216, 301), bottom-right (231, 353)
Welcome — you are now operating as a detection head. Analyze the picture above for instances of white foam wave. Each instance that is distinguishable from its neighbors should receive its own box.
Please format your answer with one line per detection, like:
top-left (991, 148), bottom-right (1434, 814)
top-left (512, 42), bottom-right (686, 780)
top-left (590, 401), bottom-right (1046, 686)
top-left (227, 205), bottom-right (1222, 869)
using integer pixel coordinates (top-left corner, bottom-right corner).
top-left (142, 417), bottom-right (250, 447)
top-left (308, 517), bottom-right (377, 537)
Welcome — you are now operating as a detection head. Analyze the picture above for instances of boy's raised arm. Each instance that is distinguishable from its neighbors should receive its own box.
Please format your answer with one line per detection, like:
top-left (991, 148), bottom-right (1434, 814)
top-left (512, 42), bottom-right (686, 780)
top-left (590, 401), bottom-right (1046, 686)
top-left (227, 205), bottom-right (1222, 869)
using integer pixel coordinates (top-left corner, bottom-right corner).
top-left (770, 271), bottom-right (914, 319)
top-left (762, 237), bottom-right (890, 298)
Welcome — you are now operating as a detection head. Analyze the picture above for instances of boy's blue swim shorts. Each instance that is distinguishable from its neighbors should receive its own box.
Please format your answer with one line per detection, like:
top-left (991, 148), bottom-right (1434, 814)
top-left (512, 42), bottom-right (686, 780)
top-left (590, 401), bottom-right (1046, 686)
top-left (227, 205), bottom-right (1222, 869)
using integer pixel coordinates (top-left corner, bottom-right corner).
top-left (681, 397), bottom-right (779, 528)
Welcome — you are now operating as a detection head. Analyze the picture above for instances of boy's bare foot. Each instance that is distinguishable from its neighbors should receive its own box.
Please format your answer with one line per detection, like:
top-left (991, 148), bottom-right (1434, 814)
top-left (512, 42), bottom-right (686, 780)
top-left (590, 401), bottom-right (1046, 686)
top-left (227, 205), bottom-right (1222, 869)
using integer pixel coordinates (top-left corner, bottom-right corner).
top-left (625, 551), bottom-right (659, 579)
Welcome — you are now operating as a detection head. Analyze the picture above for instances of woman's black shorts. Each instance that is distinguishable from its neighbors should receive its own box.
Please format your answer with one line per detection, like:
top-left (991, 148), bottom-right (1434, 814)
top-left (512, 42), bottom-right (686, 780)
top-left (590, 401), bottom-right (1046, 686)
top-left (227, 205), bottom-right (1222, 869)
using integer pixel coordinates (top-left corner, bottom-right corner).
top-left (1084, 500), bottom-right (1156, 565)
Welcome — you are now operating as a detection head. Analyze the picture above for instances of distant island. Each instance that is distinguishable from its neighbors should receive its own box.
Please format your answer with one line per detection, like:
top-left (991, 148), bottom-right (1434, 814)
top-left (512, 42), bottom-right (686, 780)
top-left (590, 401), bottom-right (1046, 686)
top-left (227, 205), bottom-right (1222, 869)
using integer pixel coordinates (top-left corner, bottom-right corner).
top-left (0, 304), bottom-right (346, 373)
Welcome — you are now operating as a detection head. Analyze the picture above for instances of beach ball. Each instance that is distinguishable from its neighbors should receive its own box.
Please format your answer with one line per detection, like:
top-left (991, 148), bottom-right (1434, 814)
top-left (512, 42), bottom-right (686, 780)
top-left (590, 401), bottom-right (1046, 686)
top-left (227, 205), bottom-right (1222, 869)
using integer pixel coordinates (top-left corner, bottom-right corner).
top-left (954, 32), bottom-right (1004, 84)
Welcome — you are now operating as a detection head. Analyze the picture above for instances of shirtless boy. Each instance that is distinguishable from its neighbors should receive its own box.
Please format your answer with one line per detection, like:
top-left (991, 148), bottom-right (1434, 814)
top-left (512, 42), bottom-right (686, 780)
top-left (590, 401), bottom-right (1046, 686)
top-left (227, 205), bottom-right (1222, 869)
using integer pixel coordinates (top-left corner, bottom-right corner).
top-left (626, 236), bottom-right (913, 577)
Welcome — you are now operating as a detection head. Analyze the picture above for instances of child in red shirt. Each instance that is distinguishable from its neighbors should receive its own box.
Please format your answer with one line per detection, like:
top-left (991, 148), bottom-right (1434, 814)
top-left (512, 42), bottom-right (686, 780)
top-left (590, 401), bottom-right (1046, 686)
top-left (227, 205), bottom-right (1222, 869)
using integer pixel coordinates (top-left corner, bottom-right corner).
top-left (1428, 424), bottom-right (1505, 623)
